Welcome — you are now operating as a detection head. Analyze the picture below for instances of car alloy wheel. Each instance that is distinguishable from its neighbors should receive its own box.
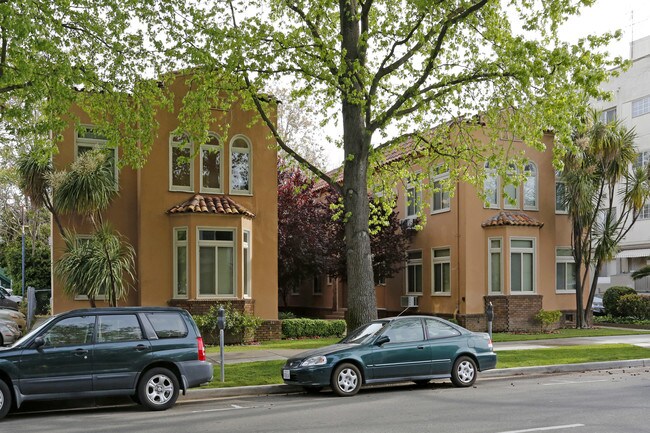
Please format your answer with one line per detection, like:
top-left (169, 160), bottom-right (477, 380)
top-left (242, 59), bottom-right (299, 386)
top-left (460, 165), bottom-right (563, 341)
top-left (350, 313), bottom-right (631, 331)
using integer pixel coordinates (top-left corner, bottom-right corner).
top-left (451, 356), bottom-right (477, 387)
top-left (0, 379), bottom-right (11, 419)
top-left (331, 363), bottom-right (362, 396)
top-left (138, 367), bottom-right (180, 411)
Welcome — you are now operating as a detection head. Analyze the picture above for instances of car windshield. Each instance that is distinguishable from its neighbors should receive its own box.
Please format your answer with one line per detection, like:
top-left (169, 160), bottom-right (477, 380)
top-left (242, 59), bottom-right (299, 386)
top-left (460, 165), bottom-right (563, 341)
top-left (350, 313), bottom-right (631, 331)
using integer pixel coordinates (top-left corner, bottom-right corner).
top-left (340, 321), bottom-right (387, 344)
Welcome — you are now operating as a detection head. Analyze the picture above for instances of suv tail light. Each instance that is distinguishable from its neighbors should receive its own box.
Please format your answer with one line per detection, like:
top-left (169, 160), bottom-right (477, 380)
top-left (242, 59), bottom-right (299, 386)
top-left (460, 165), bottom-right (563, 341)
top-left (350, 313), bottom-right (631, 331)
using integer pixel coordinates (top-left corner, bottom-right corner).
top-left (197, 337), bottom-right (206, 361)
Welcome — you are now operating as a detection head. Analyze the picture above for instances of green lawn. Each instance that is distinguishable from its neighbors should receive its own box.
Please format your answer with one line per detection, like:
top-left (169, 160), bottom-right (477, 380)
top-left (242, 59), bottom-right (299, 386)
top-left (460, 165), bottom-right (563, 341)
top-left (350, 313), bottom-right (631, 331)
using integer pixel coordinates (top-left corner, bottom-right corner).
top-left (491, 327), bottom-right (650, 342)
top-left (201, 343), bottom-right (650, 388)
top-left (205, 327), bottom-right (650, 354)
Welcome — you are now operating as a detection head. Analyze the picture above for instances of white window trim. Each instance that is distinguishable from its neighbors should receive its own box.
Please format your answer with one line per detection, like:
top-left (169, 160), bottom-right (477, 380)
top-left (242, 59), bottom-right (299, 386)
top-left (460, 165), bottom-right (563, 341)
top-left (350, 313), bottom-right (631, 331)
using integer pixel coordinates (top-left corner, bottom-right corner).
top-left (73, 234), bottom-right (106, 301)
top-left (173, 227), bottom-right (189, 299)
top-left (523, 162), bottom-right (538, 211)
top-left (200, 133), bottom-right (223, 194)
top-left (196, 227), bottom-right (237, 298)
top-left (169, 135), bottom-right (194, 192)
top-left (640, 203), bottom-right (650, 220)
top-left (431, 168), bottom-right (451, 215)
top-left (229, 134), bottom-right (253, 195)
top-left (555, 247), bottom-right (576, 293)
top-left (484, 163), bottom-right (500, 209)
top-left (243, 230), bottom-right (251, 298)
top-left (509, 237), bottom-right (536, 294)
top-left (75, 125), bottom-right (119, 189)
top-left (632, 95), bottom-right (650, 118)
top-left (488, 237), bottom-right (503, 293)
top-left (406, 250), bottom-right (423, 295)
top-left (431, 247), bottom-right (452, 296)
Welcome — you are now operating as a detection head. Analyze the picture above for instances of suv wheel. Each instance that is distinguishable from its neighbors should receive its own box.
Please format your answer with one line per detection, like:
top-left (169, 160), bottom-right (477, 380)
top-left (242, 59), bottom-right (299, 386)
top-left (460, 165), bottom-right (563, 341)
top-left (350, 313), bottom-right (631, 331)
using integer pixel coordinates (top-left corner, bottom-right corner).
top-left (138, 368), bottom-right (179, 411)
top-left (0, 379), bottom-right (12, 419)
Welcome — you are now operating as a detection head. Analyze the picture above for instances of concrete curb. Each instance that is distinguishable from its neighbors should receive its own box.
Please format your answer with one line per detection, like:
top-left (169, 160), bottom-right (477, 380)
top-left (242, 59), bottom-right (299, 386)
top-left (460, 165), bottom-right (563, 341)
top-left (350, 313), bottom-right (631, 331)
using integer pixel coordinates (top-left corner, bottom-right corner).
top-left (178, 358), bottom-right (650, 402)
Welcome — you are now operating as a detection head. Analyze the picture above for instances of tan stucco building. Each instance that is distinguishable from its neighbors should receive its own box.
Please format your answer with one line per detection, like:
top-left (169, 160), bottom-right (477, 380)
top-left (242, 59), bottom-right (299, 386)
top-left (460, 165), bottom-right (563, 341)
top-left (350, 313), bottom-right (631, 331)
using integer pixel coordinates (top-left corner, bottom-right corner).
top-left (285, 131), bottom-right (585, 332)
top-left (51, 75), bottom-right (279, 323)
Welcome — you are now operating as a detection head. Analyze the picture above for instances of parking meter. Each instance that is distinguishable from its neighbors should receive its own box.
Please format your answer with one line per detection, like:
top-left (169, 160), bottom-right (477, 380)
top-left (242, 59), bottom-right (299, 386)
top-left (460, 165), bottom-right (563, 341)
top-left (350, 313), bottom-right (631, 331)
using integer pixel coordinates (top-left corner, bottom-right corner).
top-left (218, 307), bottom-right (226, 382)
top-left (217, 307), bottom-right (226, 330)
top-left (486, 302), bottom-right (494, 340)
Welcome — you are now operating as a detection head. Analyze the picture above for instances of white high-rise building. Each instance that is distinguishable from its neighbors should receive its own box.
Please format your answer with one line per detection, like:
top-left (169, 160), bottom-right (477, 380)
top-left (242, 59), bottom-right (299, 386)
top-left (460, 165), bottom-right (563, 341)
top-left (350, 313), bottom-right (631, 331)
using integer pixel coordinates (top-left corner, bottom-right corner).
top-left (593, 36), bottom-right (650, 293)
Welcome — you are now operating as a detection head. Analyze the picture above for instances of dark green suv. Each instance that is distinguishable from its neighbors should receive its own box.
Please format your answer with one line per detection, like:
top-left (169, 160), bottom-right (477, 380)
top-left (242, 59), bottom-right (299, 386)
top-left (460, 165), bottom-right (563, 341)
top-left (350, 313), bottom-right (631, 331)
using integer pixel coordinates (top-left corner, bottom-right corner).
top-left (0, 307), bottom-right (212, 419)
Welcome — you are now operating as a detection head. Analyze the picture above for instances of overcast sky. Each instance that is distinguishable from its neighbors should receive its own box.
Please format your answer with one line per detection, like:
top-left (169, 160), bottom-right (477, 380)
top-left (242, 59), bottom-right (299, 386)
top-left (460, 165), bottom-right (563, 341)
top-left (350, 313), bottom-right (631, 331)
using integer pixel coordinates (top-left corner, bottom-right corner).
top-left (319, 1), bottom-right (650, 168)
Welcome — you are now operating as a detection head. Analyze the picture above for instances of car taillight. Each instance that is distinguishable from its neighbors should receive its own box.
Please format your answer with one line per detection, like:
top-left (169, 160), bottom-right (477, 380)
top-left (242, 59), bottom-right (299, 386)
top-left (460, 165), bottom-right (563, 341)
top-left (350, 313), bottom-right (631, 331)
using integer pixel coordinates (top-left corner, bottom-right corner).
top-left (488, 338), bottom-right (493, 351)
top-left (197, 337), bottom-right (206, 361)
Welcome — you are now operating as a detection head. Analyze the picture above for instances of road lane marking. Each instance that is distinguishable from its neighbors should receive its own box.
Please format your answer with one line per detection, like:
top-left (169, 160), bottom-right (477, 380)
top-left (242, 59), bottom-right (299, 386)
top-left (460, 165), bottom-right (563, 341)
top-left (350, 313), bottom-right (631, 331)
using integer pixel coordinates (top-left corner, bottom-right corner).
top-left (497, 424), bottom-right (585, 433)
top-left (191, 404), bottom-right (249, 413)
top-left (542, 379), bottom-right (608, 386)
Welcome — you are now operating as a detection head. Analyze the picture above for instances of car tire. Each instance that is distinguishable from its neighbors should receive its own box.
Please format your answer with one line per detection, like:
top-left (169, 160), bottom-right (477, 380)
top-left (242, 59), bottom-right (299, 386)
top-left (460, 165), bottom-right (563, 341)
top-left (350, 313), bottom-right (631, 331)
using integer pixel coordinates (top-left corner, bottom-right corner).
top-left (137, 367), bottom-right (180, 411)
top-left (331, 363), bottom-right (362, 397)
top-left (450, 356), bottom-right (477, 387)
top-left (0, 379), bottom-right (12, 419)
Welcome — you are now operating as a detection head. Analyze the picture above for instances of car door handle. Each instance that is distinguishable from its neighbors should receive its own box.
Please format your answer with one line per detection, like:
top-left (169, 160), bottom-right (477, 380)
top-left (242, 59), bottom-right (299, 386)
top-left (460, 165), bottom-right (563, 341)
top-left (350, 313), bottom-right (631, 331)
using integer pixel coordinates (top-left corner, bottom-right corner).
top-left (135, 344), bottom-right (150, 352)
top-left (74, 348), bottom-right (88, 357)
top-left (417, 346), bottom-right (425, 350)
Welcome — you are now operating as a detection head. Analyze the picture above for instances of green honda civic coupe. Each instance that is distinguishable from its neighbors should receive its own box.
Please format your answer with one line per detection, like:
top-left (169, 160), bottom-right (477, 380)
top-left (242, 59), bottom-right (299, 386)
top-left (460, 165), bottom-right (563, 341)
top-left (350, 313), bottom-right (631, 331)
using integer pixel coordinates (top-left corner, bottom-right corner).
top-left (282, 315), bottom-right (497, 396)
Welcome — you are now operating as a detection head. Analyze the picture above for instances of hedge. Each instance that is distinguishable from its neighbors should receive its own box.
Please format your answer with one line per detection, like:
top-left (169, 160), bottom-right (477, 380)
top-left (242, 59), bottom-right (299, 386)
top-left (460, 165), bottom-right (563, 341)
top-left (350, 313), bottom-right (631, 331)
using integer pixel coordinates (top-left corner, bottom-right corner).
top-left (282, 318), bottom-right (346, 339)
top-left (602, 286), bottom-right (636, 317)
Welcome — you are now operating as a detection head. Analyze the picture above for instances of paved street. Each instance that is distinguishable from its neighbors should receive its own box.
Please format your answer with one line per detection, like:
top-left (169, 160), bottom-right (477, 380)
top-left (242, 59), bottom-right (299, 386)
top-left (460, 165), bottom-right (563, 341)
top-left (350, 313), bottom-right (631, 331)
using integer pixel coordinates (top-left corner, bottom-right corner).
top-left (5, 367), bottom-right (649, 432)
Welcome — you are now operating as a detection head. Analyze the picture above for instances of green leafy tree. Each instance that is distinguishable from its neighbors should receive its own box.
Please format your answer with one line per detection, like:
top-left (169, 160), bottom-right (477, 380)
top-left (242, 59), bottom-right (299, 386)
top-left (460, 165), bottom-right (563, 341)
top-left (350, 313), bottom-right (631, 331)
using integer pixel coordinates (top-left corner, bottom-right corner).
top-left (561, 110), bottom-right (650, 328)
top-left (153, 0), bottom-right (622, 329)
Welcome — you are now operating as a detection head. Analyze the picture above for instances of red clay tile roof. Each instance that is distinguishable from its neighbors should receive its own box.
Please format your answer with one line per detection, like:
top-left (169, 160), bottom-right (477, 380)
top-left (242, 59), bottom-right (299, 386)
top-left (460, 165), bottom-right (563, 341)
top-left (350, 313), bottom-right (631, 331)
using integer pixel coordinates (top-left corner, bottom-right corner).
top-left (168, 194), bottom-right (255, 218)
top-left (481, 211), bottom-right (543, 228)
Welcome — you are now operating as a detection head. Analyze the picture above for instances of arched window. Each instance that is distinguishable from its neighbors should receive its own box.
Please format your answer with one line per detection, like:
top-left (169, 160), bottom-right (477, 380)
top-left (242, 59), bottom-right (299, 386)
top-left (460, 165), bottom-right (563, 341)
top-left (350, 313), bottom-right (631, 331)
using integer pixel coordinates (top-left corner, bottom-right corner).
top-left (503, 164), bottom-right (519, 209)
top-left (230, 136), bottom-right (252, 194)
top-left (524, 162), bottom-right (538, 210)
top-left (201, 133), bottom-right (222, 193)
top-left (484, 162), bottom-right (499, 208)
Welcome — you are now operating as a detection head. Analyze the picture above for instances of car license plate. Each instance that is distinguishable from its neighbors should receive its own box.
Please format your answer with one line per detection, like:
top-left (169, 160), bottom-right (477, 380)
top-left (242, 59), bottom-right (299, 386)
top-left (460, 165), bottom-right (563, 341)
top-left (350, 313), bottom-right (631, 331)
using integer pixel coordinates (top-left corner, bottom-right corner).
top-left (283, 369), bottom-right (291, 380)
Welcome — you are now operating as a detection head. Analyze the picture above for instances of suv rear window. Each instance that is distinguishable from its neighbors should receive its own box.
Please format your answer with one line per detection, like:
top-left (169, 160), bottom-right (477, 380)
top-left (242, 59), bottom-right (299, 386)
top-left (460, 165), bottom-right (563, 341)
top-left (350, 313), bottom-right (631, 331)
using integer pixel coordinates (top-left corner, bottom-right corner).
top-left (144, 312), bottom-right (188, 339)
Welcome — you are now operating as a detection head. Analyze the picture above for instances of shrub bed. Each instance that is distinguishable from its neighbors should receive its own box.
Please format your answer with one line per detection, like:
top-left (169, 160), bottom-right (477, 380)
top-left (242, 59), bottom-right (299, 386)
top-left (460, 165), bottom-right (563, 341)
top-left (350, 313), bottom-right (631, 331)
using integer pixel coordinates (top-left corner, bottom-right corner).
top-left (282, 318), bottom-right (346, 339)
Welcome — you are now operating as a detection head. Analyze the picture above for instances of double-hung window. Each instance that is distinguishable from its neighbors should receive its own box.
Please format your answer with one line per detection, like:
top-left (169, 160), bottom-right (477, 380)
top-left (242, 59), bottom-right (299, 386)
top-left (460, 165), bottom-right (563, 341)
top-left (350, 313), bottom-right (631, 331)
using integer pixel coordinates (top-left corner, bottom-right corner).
top-left (555, 170), bottom-right (568, 214)
top-left (200, 133), bottom-right (223, 193)
top-left (432, 248), bottom-right (451, 294)
top-left (488, 238), bottom-right (502, 293)
top-left (523, 162), bottom-right (538, 210)
top-left (510, 238), bottom-right (535, 293)
top-left (431, 166), bottom-right (450, 213)
top-left (230, 136), bottom-right (252, 194)
top-left (170, 135), bottom-right (194, 191)
top-left (556, 247), bottom-right (576, 292)
top-left (198, 229), bottom-right (235, 297)
top-left (484, 162), bottom-right (499, 208)
top-left (406, 184), bottom-right (420, 218)
top-left (406, 250), bottom-right (422, 294)
top-left (635, 151), bottom-right (650, 170)
top-left (503, 164), bottom-right (519, 209)
top-left (173, 228), bottom-right (188, 298)
top-left (632, 95), bottom-right (650, 118)
top-left (76, 126), bottom-right (118, 188)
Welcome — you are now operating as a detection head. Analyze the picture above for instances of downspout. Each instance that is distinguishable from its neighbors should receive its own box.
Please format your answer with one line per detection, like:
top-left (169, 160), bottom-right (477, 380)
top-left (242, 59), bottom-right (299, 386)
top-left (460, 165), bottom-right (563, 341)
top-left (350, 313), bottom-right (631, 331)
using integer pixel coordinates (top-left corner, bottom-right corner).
top-left (456, 180), bottom-right (461, 319)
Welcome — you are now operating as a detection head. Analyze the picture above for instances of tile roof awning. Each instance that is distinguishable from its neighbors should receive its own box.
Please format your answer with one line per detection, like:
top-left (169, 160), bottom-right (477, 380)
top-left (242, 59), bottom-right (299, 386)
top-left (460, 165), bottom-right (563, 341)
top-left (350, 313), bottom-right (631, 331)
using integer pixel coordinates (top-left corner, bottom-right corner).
top-left (167, 194), bottom-right (255, 218)
top-left (616, 249), bottom-right (650, 259)
top-left (481, 211), bottom-right (544, 228)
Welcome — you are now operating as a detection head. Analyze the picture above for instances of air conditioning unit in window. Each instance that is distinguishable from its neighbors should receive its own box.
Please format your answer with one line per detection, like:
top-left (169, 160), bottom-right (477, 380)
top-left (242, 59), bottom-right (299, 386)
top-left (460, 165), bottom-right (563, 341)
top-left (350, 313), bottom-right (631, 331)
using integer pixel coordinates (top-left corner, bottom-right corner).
top-left (400, 295), bottom-right (419, 308)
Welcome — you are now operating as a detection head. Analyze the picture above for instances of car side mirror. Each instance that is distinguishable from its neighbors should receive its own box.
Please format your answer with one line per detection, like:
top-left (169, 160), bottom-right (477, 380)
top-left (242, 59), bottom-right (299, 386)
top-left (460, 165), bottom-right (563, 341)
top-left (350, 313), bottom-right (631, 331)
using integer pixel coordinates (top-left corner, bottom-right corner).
top-left (375, 335), bottom-right (390, 346)
top-left (34, 336), bottom-right (45, 349)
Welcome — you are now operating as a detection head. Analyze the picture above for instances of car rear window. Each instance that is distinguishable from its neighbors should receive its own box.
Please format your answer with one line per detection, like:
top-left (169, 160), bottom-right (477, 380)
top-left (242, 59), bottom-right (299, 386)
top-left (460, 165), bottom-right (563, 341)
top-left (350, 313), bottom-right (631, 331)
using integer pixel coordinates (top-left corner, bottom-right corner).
top-left (144, 312), bottom-right (188, 338)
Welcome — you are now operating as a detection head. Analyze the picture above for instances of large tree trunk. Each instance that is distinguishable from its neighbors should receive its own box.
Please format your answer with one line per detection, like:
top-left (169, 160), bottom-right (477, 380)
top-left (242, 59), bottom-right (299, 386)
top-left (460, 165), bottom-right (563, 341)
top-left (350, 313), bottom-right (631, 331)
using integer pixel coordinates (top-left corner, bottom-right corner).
top-left (573, 229), bottom-right (585, 328)
top-left (340, 0), bottom-right (377, 331)
top-left (585, 258), bottom-right (602, 327)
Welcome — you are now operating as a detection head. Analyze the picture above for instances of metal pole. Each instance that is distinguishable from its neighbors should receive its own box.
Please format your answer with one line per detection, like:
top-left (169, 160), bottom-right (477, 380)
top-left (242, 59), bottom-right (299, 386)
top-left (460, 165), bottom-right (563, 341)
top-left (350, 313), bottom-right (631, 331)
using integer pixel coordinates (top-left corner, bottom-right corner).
top-left (21, 205), bottom-right (26, 297)
top-left (220, 328), bottom-right (225, 382)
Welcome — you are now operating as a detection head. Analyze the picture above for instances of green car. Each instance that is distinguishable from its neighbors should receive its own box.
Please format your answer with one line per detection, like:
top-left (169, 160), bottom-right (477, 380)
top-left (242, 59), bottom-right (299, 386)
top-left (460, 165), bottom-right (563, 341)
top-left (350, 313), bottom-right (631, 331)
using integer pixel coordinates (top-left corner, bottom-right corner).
top-left (0, 307), bottom-right (213, 420)
top-left (282, 315), bottom-right (497, 396)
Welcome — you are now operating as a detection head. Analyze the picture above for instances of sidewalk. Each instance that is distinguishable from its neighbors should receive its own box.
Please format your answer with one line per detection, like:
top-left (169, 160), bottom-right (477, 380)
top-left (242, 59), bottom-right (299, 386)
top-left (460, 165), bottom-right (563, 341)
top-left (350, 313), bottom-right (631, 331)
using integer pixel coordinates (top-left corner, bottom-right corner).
top-left (188, 333), bottom-right (650, 402)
